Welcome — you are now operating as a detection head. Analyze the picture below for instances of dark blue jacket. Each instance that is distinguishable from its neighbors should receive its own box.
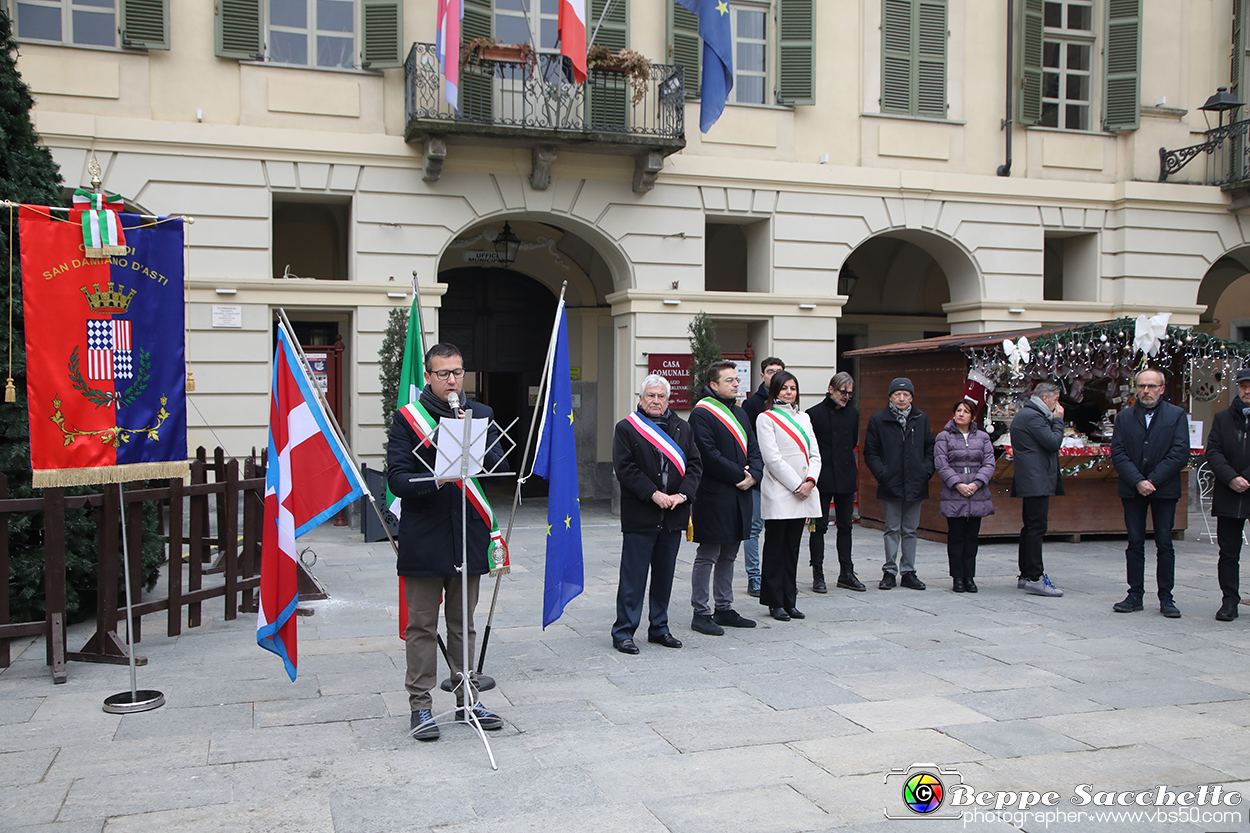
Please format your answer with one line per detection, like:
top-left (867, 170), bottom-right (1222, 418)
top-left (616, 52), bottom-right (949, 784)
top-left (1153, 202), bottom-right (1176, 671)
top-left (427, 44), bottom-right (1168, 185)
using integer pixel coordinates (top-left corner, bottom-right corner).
top-left (613, 408), bottom-right (703, 533)
top-left (1110, 400), bottom-right (1190, 500)
top-left (690, 388), bottom-right (763, 544)
top-left (864, 406), bottom-right (935, 502)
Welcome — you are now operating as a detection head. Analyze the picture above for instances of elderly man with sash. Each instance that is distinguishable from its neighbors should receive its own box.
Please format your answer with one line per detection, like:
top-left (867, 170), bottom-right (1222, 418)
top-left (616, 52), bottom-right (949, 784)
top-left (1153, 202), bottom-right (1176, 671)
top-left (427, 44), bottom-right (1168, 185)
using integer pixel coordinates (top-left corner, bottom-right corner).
top-left (611, 374), bottom-right (703, 654)
top-left (687, 361), bottom-right (762, 635)
top-left (387, 343), bottom-right (507, 741)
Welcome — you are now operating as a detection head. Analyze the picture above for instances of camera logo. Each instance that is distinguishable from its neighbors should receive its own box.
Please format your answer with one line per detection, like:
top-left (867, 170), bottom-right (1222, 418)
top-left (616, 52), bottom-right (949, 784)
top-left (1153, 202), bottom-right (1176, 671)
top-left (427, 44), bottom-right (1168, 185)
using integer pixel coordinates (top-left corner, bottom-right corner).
top-left (884, 764), bottom-right (964, 820)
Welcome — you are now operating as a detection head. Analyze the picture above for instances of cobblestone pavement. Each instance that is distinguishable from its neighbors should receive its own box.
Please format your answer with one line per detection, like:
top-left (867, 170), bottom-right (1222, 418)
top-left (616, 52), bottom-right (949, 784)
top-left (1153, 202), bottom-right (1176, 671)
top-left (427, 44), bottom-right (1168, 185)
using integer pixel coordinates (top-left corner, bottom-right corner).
top-left (2, 499), bottom-right (1248, 832)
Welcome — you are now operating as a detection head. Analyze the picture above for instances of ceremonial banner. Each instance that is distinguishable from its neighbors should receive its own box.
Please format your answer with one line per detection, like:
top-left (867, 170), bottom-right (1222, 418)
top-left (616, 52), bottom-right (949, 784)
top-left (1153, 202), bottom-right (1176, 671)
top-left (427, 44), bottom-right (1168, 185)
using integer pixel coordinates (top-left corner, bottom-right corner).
top-left (19, 205), bottom-right (188, 488)
top-left (259, 321), bottom-right (368, 680)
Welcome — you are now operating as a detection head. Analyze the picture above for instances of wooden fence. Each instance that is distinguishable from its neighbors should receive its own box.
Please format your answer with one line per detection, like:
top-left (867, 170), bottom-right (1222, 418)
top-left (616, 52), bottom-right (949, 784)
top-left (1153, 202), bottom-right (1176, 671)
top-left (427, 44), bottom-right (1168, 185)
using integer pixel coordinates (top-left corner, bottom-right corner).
top-left (0, 448), bottom-right (267, 683)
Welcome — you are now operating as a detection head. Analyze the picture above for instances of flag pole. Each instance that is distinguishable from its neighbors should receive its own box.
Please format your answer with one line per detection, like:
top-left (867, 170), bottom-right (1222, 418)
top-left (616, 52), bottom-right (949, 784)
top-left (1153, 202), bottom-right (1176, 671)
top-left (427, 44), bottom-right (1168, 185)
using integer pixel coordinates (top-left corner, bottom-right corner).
top-left (588, 0), bottom-right (616, 48)
top-left (477, 281), bottom-right (567, 673)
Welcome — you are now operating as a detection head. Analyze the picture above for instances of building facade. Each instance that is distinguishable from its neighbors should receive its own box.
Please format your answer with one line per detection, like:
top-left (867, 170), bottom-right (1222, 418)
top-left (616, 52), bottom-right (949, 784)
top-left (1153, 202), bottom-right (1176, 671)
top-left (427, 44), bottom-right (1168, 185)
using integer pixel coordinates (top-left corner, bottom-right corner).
top-left (11, 0), bottom-right (1250, 492)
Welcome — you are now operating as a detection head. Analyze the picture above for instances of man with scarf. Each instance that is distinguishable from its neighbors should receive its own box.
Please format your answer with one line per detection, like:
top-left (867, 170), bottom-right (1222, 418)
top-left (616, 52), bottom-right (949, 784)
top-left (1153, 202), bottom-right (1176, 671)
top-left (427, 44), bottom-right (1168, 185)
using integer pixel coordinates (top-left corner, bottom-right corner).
top-left (688, 361), bottom-right (762, 635)
top-left (742, 356), bottom-right (785, 597)
top-left (1203, 367), bottom-right (1250, 622)
top-left (1110, 368), bottom-right (1190, 618)
top-left (864, 377), bottom-right (935, 590)
top-left (387, 343), bottom-right (506, 741)
top-left (611, 374), bottom-right (703, 654)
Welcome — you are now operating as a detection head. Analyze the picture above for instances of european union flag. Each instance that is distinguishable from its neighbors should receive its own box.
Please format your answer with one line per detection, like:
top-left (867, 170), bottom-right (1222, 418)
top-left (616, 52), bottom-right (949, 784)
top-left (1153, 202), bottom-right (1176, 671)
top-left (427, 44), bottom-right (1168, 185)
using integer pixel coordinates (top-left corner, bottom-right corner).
top-left (532, 304), bottom-right (584, 628)
top-left (676, 0), bottom-right (734, 132)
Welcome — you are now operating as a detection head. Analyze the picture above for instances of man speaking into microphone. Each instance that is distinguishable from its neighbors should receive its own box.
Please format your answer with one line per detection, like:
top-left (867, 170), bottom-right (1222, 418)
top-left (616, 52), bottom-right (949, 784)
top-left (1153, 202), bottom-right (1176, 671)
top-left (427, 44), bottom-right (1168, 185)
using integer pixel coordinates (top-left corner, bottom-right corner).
top-left (387, 343), bottom-right (505, 741)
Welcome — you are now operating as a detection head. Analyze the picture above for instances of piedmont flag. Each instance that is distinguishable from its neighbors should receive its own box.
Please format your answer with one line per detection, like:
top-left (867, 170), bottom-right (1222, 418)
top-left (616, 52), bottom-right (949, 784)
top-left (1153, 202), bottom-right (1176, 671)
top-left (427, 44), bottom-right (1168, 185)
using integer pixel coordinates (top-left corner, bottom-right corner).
top-left (531, 301), bottom-right (584, 627)
top-left (389, 298), bottom-right (424, 639)
top-left (258, 321), bottom-right (368, 681)
top-left (436, 0), bottom-right (463, 109)
top-left (675, 0), bottom-right (734, 132)
top-left (559, 0), bottom-right (587, 83)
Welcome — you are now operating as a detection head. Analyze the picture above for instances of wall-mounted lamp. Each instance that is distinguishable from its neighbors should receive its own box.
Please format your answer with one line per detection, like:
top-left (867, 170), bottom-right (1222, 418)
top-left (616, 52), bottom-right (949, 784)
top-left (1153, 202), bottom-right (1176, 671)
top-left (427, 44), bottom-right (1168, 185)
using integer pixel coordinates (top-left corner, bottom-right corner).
top-left (493, 221), bottom-right (521, 267)
top-left (799, 304), bottom-right (817, 310)
top-left (1008, 308), bottom-right (1026, 314)
top-left (662, 299), bottom-right (681, 305)
top-left (215, 288), bottom-right (237, 295)
top-left (387, 292), bottom-right (408, 299)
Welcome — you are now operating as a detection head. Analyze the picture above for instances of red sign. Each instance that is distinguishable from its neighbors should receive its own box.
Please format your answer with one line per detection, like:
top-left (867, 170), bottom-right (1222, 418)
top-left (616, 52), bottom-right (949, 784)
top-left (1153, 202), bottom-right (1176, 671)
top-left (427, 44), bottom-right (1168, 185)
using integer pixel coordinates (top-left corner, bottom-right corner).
top-left (648, 353), bottom-right (693, 410)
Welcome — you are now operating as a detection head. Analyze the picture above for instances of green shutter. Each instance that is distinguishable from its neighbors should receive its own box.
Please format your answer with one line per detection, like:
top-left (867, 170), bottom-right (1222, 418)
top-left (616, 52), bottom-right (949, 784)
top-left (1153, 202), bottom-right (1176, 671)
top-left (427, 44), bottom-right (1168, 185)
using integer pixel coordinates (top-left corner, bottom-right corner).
top-left (776, 0), bottom-right (814, 105)
top-left (1234, 0), bottom-right (1248, 104)
top-left (120, 0), bottom-right (168, 50)
top-left (881, 0), bottom-right (912, 113)
top-left (1018, 0), bottom-right (1043, 125)
top-left (1103, 0), bottom-right (1141, 130)
top-left (215, 0), bottom-right (262, 60)
top-left (669, 2), bottom-right (700, 101)
top-left (590, 0), bottom-right (626, 49)
top-left (361, 0), bottom-right (403, 68)
top-left (460, 0), bottom-right (492, 120)
top-left (590, 0), bottom-right (628, 127)
top-left (915, 0), bottom-right (946, 116)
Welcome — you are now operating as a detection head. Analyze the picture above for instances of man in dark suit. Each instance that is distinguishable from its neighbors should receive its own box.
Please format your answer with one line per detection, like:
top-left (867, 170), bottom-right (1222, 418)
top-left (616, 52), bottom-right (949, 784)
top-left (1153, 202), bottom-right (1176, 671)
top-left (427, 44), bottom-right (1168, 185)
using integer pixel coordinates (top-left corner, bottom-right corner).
top-left (1205, 367), bottom-right (1250, 622)
top-left (1110, 368), bottom-right (1191, 618)
top-left (1009, 381), bottom-right (1065, 597)
top-left (611, 375), bottom-right (703, 654)
top-left (688, 361), bottom-right (762, 634)
top-left (806, 371), bottom-right (864, 592)
top-left (387, 343), bottom-right (506, 741)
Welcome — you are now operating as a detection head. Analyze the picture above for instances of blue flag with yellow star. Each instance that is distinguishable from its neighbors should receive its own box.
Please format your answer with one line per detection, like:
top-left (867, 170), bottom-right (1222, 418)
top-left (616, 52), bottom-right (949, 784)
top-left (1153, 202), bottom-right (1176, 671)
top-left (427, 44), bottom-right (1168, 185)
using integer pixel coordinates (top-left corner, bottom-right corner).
top-left (676, 0), bottom-right (734, 132)
top-left (532, 302), bottom-right (584, 628)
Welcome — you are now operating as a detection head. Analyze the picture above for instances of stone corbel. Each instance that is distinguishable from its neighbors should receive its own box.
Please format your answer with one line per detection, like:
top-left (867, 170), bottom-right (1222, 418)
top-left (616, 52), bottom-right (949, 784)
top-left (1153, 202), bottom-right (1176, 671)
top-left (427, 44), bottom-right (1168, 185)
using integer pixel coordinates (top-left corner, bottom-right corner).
top-left (633, 151), bottom-right (664, 193)
top-left (422, 136), bottom-right (447, 182)
top-left (531, 144), bottom-right (558, 190)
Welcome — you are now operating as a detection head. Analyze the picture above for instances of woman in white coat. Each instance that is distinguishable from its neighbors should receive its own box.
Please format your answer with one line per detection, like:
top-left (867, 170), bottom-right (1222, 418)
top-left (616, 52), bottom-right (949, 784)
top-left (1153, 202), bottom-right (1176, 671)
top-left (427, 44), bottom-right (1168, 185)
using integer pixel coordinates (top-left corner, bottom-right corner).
top-left (756, 370), bottom-right (823, 621)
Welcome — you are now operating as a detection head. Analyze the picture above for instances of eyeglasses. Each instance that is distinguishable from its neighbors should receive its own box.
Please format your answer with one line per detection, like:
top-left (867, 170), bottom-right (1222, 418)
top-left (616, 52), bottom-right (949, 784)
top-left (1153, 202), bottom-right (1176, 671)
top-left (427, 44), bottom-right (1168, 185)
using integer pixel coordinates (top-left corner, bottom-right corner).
top-left (837, 389), bottom-right (854, 398)
top-left (1135, 383), bottom-right (1163, 390)
top-left (430, 368), bottom-right (466, 380)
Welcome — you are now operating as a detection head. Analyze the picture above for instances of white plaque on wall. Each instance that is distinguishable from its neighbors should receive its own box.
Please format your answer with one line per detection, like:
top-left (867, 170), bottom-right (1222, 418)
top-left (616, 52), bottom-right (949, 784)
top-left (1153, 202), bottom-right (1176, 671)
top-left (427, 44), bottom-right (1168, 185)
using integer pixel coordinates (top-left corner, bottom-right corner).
top-left (212, 305), bottom-right (243, 328)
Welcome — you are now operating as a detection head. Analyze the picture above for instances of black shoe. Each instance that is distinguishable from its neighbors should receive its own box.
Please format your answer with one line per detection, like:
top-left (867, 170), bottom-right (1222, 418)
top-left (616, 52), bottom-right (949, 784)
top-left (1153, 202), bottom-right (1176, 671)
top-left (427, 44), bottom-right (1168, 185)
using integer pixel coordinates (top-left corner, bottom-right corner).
top-left (713, 608), bottom-right (757, 628)
top-left (647, 632), bottom-right (683, 649)
top-left (785, 607), bottom-right (805, 620)
top-left (1216, 600), bottom-right (1240, 621)
top-left (747, 576), bottom-right (762, 598)
top-left (691, 613), bottom-right (725, 635)
top-left (812, 569), bottom-right (827, 594)
top-left (900, 572), bottom-right (926, 590)
top-left (964, 578), bottom-right (978, 593)
top-left (613, 637), bottom-right (639, 654)
top-left (837, 572), bottom-right (867, 591)
top-left (879, 571), bottom-right (896, 590)
top-left (952, 578), bottom-right (966, 593)
top-left (455, 703), bottom-right (503, 730)
top-left (769, 607), bottom-right (791, 621)
top-left (1112, 595), bottom-right (1144, 613)
top-left (410, 709), bottom-right (439, 741)
top-left (1160, 600), bottom-right (1181, 619)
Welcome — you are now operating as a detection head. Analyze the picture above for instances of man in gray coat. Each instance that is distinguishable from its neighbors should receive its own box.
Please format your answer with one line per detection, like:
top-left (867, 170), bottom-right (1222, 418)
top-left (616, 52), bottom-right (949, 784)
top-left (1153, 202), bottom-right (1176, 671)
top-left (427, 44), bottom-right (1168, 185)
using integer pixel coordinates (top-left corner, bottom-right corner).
top-left (1009, 382), bottom-right (1065, 597)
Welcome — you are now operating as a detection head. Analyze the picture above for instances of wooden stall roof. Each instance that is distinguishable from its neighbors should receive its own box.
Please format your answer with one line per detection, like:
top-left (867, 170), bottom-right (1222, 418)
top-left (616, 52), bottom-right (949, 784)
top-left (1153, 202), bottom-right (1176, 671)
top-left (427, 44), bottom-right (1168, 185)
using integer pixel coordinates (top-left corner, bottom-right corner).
top-left (844, 324), bottom-right (1078, 358)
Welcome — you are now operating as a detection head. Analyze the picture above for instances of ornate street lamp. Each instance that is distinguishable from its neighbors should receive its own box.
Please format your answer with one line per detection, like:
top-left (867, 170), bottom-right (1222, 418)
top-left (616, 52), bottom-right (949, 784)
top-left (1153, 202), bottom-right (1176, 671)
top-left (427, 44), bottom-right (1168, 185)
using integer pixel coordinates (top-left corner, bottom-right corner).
top-left (493, 221), bottom-right (521, 267)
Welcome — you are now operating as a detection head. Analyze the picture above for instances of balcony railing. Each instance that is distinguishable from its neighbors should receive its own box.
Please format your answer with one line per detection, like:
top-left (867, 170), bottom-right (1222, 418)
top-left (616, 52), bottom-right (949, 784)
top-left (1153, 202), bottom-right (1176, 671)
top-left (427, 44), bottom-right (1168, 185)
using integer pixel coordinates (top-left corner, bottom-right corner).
top-left (403, 42), bottom-right (685, 145)
top-left (1159, 118), bottom-right (1250, 189)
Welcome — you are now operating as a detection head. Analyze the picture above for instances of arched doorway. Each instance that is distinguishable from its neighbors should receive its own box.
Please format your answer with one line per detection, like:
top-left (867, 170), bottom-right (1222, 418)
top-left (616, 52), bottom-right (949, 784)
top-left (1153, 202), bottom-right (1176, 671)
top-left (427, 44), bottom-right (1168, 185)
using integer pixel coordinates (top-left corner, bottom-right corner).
top-left (438, 267), bottom-right (558, 490)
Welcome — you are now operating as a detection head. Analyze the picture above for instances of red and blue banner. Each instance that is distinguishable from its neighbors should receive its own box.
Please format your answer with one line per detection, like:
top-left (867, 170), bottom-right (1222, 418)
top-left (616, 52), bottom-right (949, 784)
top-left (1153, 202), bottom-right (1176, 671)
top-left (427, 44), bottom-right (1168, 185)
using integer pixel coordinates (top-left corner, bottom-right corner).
top-left (19, 205), bottom-right (188, 488)
top-left (259, 321), bottom-right (368, 681)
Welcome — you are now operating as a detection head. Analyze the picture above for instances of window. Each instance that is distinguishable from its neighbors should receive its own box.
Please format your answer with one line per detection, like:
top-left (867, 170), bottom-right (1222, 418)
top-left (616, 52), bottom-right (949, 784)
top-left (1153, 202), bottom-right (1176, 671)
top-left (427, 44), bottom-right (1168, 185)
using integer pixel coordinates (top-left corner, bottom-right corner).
top-left (268, 0), bottom-right (354, 67)
top-left (1040, 1), bottom-right (1092, 129)
top-left (215, 0), bottom-right (402, 68)
top-left (494, 0), bottom-right (558, 52)
top-left (17, 0), bottom-right (115, 47)
top-left (272, 197), bottom-right (350, 281)
top-left (732, 3), bottom-right (767, 104)
top-left (881, 0), bottom-right (947, 118)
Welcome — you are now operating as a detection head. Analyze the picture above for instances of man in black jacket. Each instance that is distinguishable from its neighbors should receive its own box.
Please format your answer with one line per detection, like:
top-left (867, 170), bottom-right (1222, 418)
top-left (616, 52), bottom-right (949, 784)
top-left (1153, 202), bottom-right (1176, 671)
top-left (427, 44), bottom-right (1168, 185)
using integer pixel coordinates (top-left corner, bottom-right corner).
top-left (1009, 382), bottom-right (1065, 597)
top-left (1109, 368), bottom-right (1191, 618)
top-left (1204, 368), bottom-right (1250, 622)
top-left (806, 371), bottom-right (865, 592)
top-left (689, 361), bottom-right (762, 634)
top-left (612, 375), bottom-right (703, 654)
top-left (387, 343), bottom-right (506, 741)
top-left (741, 356), bottom-right (785, 597)
top-left (864, 377), bottom-right (935, 590)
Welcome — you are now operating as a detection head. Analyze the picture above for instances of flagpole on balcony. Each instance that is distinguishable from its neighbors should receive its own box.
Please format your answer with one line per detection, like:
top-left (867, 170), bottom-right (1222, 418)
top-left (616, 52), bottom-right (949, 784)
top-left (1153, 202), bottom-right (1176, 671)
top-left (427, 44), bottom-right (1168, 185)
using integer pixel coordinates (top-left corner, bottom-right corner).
top-left (588, 0), bottom-right (617, 47)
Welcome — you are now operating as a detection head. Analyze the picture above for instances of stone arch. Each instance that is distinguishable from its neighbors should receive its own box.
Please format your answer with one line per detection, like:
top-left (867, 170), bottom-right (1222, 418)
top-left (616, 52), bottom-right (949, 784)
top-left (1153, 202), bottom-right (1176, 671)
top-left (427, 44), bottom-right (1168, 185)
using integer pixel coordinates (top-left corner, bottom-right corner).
top-left (840, 226), bottom-right (981, 317)
top-left (1196, 246), bottom-right (1250, 339)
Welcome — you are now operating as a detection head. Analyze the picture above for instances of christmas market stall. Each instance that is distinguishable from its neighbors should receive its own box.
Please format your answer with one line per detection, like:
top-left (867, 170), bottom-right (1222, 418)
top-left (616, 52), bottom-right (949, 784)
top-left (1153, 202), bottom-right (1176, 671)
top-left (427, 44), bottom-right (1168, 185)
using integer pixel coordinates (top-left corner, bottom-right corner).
top-left (845, 316), bottom-right (1250, 541)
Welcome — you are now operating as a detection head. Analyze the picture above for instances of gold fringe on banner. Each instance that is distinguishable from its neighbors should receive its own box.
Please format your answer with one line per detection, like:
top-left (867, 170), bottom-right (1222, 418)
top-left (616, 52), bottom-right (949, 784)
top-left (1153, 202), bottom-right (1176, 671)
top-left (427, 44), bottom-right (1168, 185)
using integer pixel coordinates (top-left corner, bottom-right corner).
top-left (84, 244), bottom-right (127, 259)
top-left (185, 370), bottom-right (196, 392)
top-left (489, 564), bottom-right (511, 578)
top-left (32, 459), bottom-right (191, 489)
top-left (4, 378), bottom-right (14, 403)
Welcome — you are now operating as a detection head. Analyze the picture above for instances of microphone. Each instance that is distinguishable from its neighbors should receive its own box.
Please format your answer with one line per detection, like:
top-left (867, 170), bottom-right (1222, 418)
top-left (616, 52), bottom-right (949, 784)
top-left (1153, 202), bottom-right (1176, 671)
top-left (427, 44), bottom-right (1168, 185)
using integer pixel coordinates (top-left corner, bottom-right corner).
top-left (447, 392), bottom-right (461, 415)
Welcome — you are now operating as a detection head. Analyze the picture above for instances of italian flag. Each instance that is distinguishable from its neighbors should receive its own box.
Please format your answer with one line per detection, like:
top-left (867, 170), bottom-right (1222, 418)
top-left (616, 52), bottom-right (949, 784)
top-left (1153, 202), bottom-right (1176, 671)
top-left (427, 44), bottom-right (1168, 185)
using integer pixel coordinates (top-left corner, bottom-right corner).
top-left (559, 0), bottom-right (587, 83)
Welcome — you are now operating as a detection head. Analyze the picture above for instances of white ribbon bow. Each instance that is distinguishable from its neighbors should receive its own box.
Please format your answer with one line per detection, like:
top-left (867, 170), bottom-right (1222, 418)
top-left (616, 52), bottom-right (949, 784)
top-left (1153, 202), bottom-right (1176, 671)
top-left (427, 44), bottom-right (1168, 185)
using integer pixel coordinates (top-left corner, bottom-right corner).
top-left (1133, 313), bottom-right (1171, 357)
top-left (1002, 336), bottom-right (1031, 372)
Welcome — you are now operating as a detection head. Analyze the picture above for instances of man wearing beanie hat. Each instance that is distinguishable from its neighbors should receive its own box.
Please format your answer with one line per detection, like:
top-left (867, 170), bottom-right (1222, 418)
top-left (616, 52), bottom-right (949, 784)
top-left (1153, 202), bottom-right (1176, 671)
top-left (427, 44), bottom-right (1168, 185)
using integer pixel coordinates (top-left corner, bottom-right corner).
top-left (864, 377), bottom-right (935, 590)
top-left (1203, 367), bottom-right (1250, 622)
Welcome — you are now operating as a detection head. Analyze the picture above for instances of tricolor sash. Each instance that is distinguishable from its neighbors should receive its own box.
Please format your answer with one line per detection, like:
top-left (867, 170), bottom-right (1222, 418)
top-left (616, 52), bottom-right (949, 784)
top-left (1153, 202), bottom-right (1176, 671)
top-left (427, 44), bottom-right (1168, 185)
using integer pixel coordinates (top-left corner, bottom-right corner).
top-left (764, 408), bottom-right (812, 464)
top-left (72, 188), bottom-right (126, 258)
top-left (626, 411), bottom-right (686, 476)
top-left (694, 397), bottom-right (748, 456)
top-left (401, 400), bottom-right (509, 576)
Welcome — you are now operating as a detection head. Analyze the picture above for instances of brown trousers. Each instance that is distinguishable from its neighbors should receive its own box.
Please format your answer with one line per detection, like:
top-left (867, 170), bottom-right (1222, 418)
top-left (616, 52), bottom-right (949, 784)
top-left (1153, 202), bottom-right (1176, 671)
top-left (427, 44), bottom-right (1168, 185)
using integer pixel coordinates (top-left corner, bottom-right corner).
top-left (403, 574), bottom-right (481, 712)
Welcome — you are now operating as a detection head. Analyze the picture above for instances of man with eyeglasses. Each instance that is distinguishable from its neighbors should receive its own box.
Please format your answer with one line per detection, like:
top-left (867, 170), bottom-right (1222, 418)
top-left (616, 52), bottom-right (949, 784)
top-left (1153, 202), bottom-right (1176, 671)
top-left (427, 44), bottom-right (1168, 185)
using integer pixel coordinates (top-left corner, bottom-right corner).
top-left (742, 356), bottom-right (785, 597)
top-left (806, 371), bottom-right (865, 592)
top-left (387, 343), bottom-right (506, 740)
top-left (1110, 368), bottom-right (1190, 618)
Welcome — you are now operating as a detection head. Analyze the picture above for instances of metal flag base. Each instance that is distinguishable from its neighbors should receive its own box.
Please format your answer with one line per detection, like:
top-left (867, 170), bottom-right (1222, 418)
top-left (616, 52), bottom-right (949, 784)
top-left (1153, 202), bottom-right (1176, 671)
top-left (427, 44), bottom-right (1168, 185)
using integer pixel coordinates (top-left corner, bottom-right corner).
top-left (103, 689), bottom-right (166, 714)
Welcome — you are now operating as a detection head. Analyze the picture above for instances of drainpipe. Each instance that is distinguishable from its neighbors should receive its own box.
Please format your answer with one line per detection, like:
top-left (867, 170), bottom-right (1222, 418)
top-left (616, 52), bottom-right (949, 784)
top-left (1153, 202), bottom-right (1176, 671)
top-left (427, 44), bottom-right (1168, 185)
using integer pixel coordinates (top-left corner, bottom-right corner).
top-left (997, 0), bottom-right (1014, 176)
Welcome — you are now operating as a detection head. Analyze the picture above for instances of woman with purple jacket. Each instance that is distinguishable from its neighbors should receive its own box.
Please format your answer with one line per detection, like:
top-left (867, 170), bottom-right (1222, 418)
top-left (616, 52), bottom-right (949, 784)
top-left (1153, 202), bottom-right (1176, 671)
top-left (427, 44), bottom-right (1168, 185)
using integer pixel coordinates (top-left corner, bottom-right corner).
top-left (934, 400), bottom-right (997, 593)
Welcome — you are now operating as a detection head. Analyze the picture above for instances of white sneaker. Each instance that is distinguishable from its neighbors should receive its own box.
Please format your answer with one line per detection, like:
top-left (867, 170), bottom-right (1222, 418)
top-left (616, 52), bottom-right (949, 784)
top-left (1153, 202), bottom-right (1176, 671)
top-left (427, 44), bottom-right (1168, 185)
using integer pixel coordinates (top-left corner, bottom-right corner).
top-left (1023, 574), bottom-right (1063, 597)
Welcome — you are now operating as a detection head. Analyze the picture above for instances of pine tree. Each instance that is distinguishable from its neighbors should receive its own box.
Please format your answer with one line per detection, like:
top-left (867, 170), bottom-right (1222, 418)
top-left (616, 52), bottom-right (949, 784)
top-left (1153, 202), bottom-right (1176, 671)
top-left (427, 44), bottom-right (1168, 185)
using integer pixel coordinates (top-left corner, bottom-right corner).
top-left (687, 311), bottom-right (720, 399)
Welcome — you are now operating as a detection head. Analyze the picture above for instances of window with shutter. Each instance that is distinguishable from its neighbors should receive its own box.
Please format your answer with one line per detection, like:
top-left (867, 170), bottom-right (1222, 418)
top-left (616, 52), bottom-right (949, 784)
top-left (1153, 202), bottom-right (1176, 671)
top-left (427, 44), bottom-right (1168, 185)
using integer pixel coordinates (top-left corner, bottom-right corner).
top-left (1102, 0), bottom-right (1140, 130)
top-left (215, 0), bottom-right (262, 60)
top-left (590, 0), bottom-right (628, 128)
top-left (460, 0), bottom-right (493, 120)
top-left (669, 2), bottom-right (700, 101)
top-left (1018, 0), bottom-right (1044, 125)
top-left (120, 0), bottom-right (167, 49)
top-left (361, 0), bottom-right (402, 68)
top-left (1039, 0), bottom-right (1093, 130)
top-left (881, 0), bottom-right (947, 116)
top-left (776, 0), bottom-right (814, 105)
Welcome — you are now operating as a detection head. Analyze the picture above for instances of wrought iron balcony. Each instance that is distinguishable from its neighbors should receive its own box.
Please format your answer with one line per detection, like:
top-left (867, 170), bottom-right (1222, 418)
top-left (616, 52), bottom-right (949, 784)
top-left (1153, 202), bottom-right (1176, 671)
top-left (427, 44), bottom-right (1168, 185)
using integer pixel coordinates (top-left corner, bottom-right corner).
top-left (1159, 117), bottom-right (1250, 208)
top-left (404, 43), bottom-right (686, 193)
